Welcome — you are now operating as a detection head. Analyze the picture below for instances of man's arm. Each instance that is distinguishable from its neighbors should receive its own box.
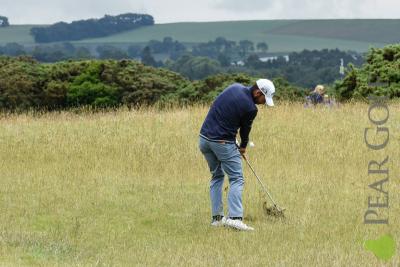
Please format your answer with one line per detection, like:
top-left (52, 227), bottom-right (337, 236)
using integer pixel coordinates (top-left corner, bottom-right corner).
top-left (239, 110), bottom-right (258, 148)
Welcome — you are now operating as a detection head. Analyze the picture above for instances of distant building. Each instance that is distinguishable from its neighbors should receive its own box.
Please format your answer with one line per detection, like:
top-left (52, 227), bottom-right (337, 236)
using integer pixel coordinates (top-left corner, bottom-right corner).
top-left (259, 55), bottom-right (289, 63)
top-left (231, 60), bottom-right (245, 66)
top-left (340, 58), bottom-right (345, 76)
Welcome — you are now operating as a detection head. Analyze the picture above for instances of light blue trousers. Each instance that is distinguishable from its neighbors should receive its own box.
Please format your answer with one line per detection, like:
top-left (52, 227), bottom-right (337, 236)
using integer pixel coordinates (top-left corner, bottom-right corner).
top-left (199, 136), bottom-right (244, 218)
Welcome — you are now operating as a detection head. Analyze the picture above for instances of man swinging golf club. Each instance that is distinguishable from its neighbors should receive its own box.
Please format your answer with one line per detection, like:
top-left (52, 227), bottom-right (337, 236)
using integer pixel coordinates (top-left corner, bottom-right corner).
top-left (199, 79), bottom-right (275, 231)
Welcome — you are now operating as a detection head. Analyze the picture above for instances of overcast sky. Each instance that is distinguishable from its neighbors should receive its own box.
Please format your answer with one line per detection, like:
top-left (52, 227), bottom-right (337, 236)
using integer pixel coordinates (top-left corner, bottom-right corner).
top-left (1, 0), bottom-right (399, 24)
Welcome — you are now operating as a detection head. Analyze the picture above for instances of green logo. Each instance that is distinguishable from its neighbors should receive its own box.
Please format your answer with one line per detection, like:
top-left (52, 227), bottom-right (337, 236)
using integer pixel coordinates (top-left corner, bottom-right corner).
top-left (364, 234), bottom-right (396, 261)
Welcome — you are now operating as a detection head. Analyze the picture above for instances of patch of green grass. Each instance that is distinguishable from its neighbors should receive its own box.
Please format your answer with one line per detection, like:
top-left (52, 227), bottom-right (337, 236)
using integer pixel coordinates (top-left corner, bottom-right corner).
top-left (0, 231), bottom-right (76, 264)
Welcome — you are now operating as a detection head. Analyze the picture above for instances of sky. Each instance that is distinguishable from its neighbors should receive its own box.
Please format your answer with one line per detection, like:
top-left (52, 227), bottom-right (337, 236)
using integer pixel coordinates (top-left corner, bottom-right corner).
top-left (1, 0), bottom-right (399, 24)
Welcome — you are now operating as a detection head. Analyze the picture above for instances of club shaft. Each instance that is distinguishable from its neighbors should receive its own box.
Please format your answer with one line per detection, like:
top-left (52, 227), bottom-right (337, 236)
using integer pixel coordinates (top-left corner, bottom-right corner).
top-left (243, 156), bottom-right (279, 207)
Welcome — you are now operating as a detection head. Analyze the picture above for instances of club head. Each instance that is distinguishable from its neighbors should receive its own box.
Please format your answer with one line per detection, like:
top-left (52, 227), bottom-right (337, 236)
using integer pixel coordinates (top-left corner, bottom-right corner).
top-left (263, 202), bottom-right (285, 218)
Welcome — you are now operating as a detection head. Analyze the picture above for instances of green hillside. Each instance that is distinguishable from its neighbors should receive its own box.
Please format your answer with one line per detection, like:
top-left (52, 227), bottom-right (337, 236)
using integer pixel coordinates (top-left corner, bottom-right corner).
top-left (0, 25), bottom-right (38, 44)
top-left (1, 20), bottom-right (399, 52)
top-left (75, 20), bottom-right (388, 52)
top-left (269, 19), bottom-right (400, 43)
top-left (78, 20), bottom-right (293, 43)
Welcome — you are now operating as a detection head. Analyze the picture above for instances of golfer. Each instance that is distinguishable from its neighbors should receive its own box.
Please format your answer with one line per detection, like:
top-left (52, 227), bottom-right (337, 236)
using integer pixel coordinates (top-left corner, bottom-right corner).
top-left (199, 79), bottom-right (275, 231)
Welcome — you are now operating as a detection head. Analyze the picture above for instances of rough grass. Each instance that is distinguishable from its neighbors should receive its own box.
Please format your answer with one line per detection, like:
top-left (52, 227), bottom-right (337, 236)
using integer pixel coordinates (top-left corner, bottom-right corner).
top-left (0, 102), bottom-right (399, 266)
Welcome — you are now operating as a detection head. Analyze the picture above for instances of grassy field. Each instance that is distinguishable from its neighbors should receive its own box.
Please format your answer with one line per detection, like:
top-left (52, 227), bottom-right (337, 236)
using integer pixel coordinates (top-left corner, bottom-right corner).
top-left (0, 25), bottom-right (38, 44)
top-left (269, 19), bottom-right (400, 44)
top-left (0, 103), bottom-right (399, 266)
top-left (0, 20), bottom-right (395, 52)
top-left (75, 20), bottom-right (390, 52)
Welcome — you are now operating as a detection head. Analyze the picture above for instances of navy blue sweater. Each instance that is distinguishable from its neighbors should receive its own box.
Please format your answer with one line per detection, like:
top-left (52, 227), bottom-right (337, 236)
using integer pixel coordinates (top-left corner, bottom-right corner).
top-left (200, 83), bottom-right (258, 148)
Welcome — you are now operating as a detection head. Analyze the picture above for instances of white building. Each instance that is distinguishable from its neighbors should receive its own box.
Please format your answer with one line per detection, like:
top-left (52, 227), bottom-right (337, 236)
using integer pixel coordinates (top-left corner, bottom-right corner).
top-left (259, 55), bottom-right (290, 63)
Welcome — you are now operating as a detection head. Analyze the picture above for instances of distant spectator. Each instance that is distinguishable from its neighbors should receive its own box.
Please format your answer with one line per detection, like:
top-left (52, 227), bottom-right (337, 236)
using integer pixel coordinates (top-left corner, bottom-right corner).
top-left (309, 85), bottom-right (325, 104)
top-left (304, 84), bottom-right (331, 108)
top-left (305, 85), bottom-right (336, 108)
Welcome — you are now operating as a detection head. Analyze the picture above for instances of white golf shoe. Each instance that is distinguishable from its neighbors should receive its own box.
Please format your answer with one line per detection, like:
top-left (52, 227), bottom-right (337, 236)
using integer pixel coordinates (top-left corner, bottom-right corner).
top-left (210, 216), bottom-right (227, 227)
top-left (224, 218), bottom-right (254, 231)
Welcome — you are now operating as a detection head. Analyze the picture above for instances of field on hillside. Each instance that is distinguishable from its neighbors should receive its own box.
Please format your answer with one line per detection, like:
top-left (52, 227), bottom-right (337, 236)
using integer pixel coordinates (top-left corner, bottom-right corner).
top-left (0, 103), bottom-right (399, 266)
top-left (269, 19), bottom-right (400, 43)
top-left (0, 25), bottom-right (38, 44)
top-left (76, 20), bottom-right (389, 52)
top-left (0, 20), bottom-right (394, 52)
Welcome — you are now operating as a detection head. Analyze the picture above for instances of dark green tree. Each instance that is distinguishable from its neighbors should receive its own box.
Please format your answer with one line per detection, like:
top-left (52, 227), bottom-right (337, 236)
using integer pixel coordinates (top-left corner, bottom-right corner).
top-left (127, 44), bottom-right (143, 58)
top-left (74, 47), bottom-right (92, 59)
top-left (246, 54), bottom-right (262, 68)
top-left (239, 40), bottom-right (254, 57)
top-left (0, 16), bottom-right (9, 27)
top-left (335, 44), bottom-right (400, 100)
top-left (141, 46), bottom-right (157, 67)
top-left (67, 62), bottom-right (119, 107)
top-left (97, 45), bottom-right (128, 60)
top-left (2, 43), bottom-right (25, 56)
top-left (31, 13), bottom-right (154, 43)
top-left (167, 55), bottom-right (221, 80)
top-left (256, 42), bottom-right (268, 53)
top-left (217, 53), bottom-right (231, 67)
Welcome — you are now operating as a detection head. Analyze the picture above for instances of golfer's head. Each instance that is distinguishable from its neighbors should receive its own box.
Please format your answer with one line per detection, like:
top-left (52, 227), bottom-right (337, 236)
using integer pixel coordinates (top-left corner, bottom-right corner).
top-left (255, 79), bottom-right (275, 106)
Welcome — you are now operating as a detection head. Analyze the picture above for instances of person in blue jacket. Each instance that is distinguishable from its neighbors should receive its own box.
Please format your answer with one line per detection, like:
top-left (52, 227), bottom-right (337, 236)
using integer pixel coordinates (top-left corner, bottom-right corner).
top-left (309, 85), bottom-right (325, 105)
top-left (199, 79), bottom-right (275, 231)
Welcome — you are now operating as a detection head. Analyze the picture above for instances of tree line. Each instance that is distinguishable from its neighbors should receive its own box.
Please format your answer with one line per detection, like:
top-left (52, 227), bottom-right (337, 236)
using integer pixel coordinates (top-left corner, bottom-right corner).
top-left (0, 37), bottom-right (363, 88)
top-left (0, 15), bottom-right (9, 27)
top-left (30, 13), bottom-right (154, 43)
top-left (0, 56), bottom-right (307, 111)
top-left (0, 44), bottom-right (398, 111)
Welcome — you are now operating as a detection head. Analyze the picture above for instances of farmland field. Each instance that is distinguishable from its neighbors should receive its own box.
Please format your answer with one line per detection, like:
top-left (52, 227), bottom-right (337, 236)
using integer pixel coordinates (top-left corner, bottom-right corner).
top-left (268, 19), bottom-right (400, 43)
top-left (0, 25), bottom-right (39, 44)
top-left (0, 103), bottom-right (399, 266)
top-left (0, 20), bottom-right (396, 52)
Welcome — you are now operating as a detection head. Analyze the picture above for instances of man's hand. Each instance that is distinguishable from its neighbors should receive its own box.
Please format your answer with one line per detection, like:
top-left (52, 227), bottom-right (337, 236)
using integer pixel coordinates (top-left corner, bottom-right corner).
top-left (239, 147), bottom-right (246, 156)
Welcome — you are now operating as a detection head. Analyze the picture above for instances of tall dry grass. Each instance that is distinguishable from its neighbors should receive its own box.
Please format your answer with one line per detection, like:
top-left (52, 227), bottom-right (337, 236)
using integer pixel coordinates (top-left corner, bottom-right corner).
top-left (0, 102), bottom-right (399, 266)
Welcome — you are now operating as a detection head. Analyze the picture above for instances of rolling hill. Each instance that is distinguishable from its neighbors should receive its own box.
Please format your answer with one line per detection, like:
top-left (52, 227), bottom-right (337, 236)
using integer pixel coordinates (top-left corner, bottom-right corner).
top-left (0, 20), bottom-right (399, 53)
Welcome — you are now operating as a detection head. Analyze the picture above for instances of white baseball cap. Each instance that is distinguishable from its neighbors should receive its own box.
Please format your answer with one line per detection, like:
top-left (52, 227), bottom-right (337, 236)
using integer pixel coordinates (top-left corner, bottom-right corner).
top-left (256, 79), bottom-right (275, 106)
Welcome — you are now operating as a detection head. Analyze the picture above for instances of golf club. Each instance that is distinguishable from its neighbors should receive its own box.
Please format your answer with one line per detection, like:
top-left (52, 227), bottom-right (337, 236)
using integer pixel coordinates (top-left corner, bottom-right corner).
top-left (236, 141), bottom-right (285, 218)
